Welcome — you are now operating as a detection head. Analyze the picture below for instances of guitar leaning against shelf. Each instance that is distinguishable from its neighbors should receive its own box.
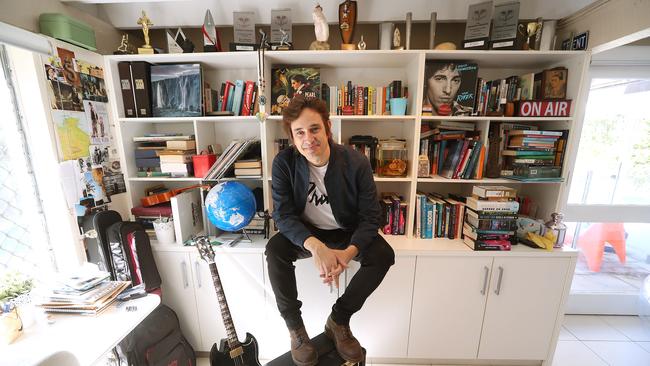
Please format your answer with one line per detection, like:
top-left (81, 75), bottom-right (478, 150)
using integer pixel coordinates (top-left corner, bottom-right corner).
top-left (195, 236), bottom-right (262, 366)
top-left (140, 184), bottom-right (210, 207)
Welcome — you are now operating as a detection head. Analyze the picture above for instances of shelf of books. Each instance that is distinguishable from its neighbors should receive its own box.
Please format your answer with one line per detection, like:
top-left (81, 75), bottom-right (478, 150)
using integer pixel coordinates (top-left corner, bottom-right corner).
top-left (105, 49), bottom-right (590, 246)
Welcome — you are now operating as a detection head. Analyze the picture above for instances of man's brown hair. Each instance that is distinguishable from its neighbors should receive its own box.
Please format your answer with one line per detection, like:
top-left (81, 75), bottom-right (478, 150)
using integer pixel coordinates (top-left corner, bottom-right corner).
top-left (282, 95), bottom-right (331, 140)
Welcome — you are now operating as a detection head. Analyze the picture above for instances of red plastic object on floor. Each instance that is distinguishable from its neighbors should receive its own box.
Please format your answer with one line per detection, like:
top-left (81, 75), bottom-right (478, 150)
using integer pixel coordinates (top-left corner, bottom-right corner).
top-left (577, 222), bottom-right (627, 272)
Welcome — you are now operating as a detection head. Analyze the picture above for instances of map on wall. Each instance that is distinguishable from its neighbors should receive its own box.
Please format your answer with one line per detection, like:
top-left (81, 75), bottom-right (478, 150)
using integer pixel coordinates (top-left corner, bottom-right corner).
top-left (52, 110), bottom-right (91, 161)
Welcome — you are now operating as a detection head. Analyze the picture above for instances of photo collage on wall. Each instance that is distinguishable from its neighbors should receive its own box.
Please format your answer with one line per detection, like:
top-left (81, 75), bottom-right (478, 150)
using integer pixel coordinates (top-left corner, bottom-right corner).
top-left (45, 47), bottom-right (126, 216)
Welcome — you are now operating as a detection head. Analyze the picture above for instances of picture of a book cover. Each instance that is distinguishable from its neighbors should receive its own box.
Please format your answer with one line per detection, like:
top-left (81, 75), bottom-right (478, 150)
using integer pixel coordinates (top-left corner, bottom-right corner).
top-left (271, 67), bottom-right (321, 115)
top-left (151, 63), bottom-right (203, 117)
top-left (422, 61), bottom-right (478, 116)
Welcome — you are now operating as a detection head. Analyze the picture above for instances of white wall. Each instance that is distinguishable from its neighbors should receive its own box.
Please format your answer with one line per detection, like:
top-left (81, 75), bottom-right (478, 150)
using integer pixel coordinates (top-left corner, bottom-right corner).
top-left (556, 0), bottom-right (650, 52)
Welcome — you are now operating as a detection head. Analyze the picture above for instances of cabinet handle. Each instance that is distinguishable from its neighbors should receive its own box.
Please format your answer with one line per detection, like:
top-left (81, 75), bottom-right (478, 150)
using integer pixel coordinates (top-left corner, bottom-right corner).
top-left (195, 261), bottom-right (202, 288)
top-left (494, 266), bottom-right (504, 295)
top-left (181, 261), bottom-right (189, 288)
top-left (480, 266), bottom-right (489, 295)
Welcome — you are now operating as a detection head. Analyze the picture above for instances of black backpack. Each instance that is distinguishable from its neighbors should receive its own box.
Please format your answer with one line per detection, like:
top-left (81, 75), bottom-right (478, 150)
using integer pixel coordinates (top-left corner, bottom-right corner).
top-left (106, 221), bottom-right (162, 292)
top-left (119, 304), bottom-right (196, 366)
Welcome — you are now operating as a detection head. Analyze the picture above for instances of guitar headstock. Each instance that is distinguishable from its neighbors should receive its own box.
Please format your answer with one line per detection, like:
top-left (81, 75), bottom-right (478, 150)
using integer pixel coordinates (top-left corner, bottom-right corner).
top-left (194, 236), bottom-right (215, 264)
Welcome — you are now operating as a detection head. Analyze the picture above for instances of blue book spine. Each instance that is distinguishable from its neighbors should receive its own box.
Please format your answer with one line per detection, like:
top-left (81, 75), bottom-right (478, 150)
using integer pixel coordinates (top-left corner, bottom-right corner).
top-left (231, 80), bottom-right (245, 116)
top-left (226, 84), bottom-right (235, 112)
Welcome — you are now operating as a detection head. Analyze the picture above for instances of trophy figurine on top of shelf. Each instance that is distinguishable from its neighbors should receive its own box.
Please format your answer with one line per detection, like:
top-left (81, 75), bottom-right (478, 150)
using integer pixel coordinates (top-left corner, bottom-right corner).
top-left (137, 11), bottom-right (156, 54)
top-left (309, 4), bottom-right (331, 50)
top-left (166, 28), bottom-right (194, 53)
top-left (203, 9), bottom-right (222, 52)
top-left (114, 34), bottom-right (135, 55)
top-left (392, 28), bottom-right (403, 50)
top-left (489, 1), bottom-right (520, 50)
top-left (463, 1), bottom-right (493, 49)
top-left (270, 9), bottom-right (293, 50)
top-left (339, 0), bottom-right (357, 50)
top-left (519, 18), bottom-right (544, 50)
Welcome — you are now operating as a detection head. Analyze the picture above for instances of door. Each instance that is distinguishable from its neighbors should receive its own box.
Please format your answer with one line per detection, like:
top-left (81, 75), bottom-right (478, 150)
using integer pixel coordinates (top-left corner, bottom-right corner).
top-left (191, 251), bottom-right (266, 352)
top-left (261, 256), bottom-right (340, 359)
top-left (152, 250), bottom-right (202, 349)
top-left (346, 256), bottom-right (415, 358)
top-left (478, 256), bottom-right (570, 360)
top-left (408, 256), bottom-right (493, 359)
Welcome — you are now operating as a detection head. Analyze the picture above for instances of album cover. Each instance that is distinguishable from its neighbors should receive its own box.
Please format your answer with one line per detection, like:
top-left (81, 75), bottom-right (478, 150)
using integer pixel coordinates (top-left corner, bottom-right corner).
top-left (422, 61), bottom-right (478, 116)
top-left (271, 67), bottom-right (320, 115)
top-left (151, 63), bottom-right (203, 117)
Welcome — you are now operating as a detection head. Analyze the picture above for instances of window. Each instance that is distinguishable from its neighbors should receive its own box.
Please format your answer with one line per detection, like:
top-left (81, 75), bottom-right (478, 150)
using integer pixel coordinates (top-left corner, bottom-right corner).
top-left (0, 45), bottom-right (54, 275)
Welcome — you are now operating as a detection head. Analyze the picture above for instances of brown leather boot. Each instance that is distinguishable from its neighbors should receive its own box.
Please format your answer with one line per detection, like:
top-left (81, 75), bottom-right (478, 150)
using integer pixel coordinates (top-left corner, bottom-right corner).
top-left (324, 315), bottom-right (364, 363)
top-left (289, 326), bottom-right (318, 366)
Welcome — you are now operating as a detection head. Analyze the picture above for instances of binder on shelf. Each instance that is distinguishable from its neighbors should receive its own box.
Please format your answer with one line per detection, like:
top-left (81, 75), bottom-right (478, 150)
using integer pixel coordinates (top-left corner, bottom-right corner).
top-left (130, 61), bottom-right (153, 117)
top-left (117, 62), bottom-right (137, 118)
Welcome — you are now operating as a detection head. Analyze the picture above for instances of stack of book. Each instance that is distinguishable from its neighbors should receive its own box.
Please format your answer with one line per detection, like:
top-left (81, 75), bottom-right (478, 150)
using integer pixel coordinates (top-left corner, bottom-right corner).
top-left (414, 192), bottom-right (465, 239)
top-left (380, 193), bottom-right (407, 236)
top-left (501, 130), bottom-right (568, 181)
top-left (234, 159), bottom-right (262, 179)
top-left (38, 272), bottom-right (130, 315)
top-left (462, 186), bottom-right (519, 251)
top-left (131, 203), bottom-right (173, 240)
top-left (419, 125), bottom-right (486, 179)
top-left (133, 134), bottom-right (195, 177)
top-left (159, 139), bottom-right (196, 178)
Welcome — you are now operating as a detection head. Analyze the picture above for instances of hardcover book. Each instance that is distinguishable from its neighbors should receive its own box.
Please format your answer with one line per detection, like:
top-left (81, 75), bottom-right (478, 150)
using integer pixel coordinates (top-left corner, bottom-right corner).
top-left (151, 63), bottom-right (203, 117)
top-left (271, 67), bottom-right (321, 115)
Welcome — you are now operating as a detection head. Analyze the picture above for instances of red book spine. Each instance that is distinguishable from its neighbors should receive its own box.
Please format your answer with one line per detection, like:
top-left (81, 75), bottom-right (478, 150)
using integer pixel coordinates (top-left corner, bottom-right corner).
top-left (241, 81), bottom-right (255, 116)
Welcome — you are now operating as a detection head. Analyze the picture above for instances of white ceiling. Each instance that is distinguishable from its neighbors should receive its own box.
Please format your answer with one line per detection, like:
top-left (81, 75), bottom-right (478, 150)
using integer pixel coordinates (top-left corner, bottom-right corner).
top-left (70, 0), bottom-right (599, 29)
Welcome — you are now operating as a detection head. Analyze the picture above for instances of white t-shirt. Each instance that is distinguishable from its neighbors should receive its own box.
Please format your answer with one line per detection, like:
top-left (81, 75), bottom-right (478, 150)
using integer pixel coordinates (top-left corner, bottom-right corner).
top-left (301, 162), bottom-right (341, 230)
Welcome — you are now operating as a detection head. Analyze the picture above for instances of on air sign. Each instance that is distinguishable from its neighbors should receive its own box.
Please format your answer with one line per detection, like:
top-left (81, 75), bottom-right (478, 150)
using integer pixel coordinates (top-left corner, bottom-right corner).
top-left (518, 100), bottom-right (572, 117)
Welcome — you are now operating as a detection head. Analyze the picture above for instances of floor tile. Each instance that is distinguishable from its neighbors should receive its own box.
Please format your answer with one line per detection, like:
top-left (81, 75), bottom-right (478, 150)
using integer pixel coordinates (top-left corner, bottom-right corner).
top-left (584, 341), bottom-right (650, 366)
top-left (601, 315), bottom-right (650, 341)
top-left (636, 341), bottom-right (650, 353)
top-left (571, 273), bottom-right (638, 293)
top-left (559, 326), bottom-right (578, 341)
top-left (563, 315), bottom-right (629, 341)
top-left (552, 341), bottom-right (608, 366)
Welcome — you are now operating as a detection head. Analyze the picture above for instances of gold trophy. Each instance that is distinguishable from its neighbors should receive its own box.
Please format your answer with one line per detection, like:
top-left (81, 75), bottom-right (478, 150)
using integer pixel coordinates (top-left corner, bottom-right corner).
top-left (137, 11), bottom-right (155, 54)
top-left (518, 18), bottom-right (543, 50)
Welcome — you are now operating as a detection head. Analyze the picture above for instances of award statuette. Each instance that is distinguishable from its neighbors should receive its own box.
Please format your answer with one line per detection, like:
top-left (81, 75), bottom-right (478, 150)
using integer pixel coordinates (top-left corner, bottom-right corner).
top-left (137, 11), bottom-right (155, 54)
top-left (114, 34), bottom-right (134, 55)
top-left (489, 1), bottom-right (520, 50)
top-left (339, 0), bottom-right (357, 50)
top-left (203, 9), bottom-right (222, 52)
top-left (518, 18), bottom-right (543, 50)
top-left (230, 11), bottom-right (257, 51)
top-left (463, 1), bottom-right (493, 50)
top-left (309, 4), bottom-right (331, 50)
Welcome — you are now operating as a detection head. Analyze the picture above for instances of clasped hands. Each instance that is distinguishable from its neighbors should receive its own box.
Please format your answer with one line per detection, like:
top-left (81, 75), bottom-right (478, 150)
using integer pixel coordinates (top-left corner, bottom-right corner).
top-left (304, 236), bottom-right (358, 289)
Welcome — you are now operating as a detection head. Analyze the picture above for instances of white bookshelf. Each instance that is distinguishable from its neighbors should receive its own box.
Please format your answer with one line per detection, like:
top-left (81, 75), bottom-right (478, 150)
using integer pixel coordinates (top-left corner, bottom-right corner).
top-left (104, 49), bottom-right (591, 241)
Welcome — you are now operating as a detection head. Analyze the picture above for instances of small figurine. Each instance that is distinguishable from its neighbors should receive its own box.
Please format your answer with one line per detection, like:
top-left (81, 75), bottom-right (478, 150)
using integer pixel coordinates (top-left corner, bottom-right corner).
top-left (357, 35), bottom-right (367, 50)
top-left (309, 4), bottom-right (331, 50)
top-left (392, 28), bottom-right (404, 50)
top-left (114, 34), bottom-right (133, 55)
top-left (203, 9), bottom-right (222, 52)
top-left (137, 11), bottom-right (154, 54)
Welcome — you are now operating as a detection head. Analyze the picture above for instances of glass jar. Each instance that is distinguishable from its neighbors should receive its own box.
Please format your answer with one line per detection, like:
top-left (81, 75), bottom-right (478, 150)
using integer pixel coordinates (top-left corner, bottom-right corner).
top-left (377, 138), bottom-right (408, 177)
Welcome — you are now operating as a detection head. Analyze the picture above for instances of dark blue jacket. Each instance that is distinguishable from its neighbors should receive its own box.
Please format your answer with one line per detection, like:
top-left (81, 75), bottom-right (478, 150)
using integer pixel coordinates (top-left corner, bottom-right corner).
top-left (271, 141), bottom-right (381, 252)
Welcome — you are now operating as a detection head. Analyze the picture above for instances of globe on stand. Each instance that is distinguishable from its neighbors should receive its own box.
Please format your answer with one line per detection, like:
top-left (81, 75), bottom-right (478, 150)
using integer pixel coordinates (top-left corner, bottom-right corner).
top-left (205, 181), bottom-right (256, 232)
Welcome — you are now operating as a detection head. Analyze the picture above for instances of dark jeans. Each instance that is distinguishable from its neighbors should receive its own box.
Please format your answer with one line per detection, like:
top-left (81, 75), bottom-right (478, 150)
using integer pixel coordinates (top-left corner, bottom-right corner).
top-left (265, 225), bottom-right (395, 330)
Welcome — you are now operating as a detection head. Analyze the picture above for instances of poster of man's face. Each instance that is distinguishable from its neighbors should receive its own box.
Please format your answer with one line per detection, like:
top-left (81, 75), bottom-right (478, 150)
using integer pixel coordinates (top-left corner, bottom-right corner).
top-left (422, 61), bottom-right (478, 116)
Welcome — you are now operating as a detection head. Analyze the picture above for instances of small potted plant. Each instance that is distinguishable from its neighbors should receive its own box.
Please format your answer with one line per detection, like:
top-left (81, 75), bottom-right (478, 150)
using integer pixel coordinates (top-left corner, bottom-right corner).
top-left (0, 271), bottom-right (34, 344)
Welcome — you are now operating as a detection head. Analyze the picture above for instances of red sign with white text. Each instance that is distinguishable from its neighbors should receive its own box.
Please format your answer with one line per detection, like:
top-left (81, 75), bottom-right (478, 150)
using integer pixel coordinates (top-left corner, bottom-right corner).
top-left (518, 100), bottom-right (572, 117)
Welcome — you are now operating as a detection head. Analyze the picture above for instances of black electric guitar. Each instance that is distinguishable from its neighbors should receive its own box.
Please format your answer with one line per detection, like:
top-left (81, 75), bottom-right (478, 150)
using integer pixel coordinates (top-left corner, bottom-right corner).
top-left (195, 236), bottom-right (262, 366)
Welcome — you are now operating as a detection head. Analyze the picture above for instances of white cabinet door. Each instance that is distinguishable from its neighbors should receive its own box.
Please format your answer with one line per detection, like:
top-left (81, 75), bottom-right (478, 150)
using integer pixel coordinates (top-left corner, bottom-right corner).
top-left (346, 256), bottom-right (415, 358)
top-left (408, 256), bottom-right (494, 359)
top-left (152, 251), bottom-right (202, 350)
top-left (478, 256), bottom-right (570, 360)
top-left (191, 252), bottom-right (266, 352)
top-left (261, 256), bottom-right (340, 360)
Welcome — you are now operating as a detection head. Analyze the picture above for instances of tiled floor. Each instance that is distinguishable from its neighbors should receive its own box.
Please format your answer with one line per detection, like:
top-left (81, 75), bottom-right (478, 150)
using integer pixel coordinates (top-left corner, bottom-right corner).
top-left (197, 315), bottom-right (650, 366)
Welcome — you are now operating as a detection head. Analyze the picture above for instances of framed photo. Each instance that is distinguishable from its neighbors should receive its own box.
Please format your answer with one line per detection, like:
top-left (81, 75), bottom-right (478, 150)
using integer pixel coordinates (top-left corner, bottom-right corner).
top-left (541, 67), bottom-right (568, 100)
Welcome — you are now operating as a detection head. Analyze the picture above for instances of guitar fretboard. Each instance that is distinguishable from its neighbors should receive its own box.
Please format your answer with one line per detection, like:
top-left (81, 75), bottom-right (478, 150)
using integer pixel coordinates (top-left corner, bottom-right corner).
top-left (209, 261), bottom-right (241, 349)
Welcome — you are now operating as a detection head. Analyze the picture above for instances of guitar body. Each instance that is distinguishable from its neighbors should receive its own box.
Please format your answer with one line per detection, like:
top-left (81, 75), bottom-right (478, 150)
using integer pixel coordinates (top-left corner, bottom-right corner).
top-left (209, 332), bottom-right (262, 366)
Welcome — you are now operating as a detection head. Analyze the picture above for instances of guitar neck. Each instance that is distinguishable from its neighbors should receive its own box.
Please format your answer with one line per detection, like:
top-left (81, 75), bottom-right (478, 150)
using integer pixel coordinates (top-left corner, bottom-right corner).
top-left (209, 261), bottom-right (241, 349)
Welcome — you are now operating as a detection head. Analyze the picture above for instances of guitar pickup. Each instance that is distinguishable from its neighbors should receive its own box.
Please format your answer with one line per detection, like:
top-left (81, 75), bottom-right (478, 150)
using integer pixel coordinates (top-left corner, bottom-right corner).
top-left (229, 346), bottom-right (244, 358)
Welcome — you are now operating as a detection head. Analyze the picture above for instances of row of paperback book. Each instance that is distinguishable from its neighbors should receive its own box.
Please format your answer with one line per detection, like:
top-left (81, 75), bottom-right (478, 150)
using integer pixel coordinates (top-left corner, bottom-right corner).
top-left (322, 80), bottom-right (407, 116)
top-left (133, 134), bottom-right (196, 177)
top-left (419, 122), bottom-right (486, 180)
top-left (380, 193), bottom-right (408, 236)
top-left (414, 192), bottom-right (466, 239)
top-left (117, 61), bottom-right (258, 118)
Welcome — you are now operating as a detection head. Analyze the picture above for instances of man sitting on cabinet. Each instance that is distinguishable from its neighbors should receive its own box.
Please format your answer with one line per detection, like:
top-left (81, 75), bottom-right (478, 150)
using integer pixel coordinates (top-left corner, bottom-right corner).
top-left (266, 96), bottom-right (395, 366)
